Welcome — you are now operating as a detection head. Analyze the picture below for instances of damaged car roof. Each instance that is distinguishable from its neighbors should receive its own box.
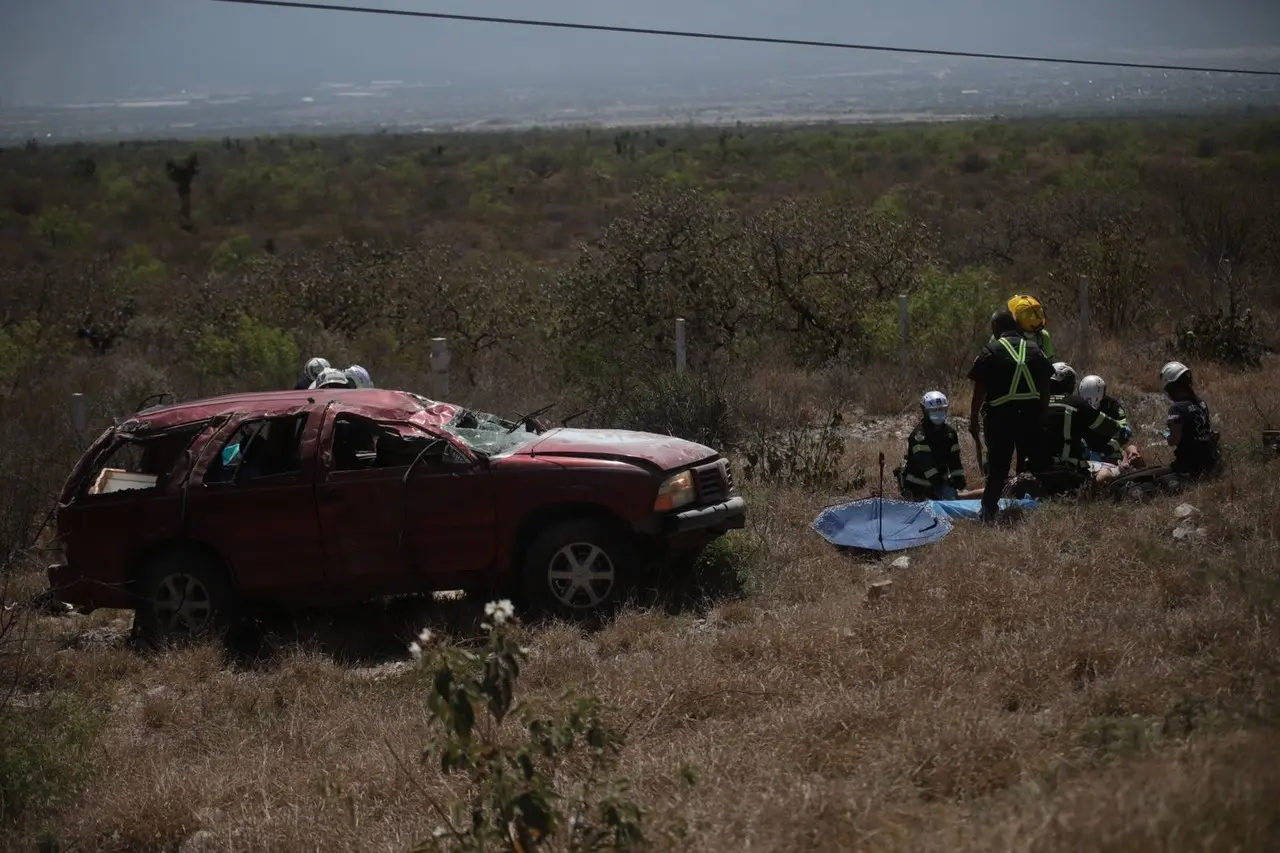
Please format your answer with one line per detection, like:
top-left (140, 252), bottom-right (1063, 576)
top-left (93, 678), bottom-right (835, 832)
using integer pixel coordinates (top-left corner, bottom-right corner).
top-left (126, 389), bottom-right (460, 431)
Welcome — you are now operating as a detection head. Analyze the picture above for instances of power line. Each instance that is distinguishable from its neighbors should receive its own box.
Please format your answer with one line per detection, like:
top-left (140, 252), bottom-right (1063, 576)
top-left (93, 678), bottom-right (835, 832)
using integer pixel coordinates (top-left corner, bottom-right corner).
top-left (208, 0), bottom-right (1280, 78)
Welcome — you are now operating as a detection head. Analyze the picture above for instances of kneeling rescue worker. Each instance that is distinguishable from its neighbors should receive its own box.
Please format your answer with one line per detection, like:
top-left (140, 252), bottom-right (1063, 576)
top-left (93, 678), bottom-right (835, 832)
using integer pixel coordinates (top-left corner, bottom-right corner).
top-left (899, 391), bottom-right (967, 501)
top-left (1108, 361), bottom-right (1221, 496)
top-left (968, 308), bottom-right (1053, 523)
top-left (1078, 373), bottom-right (1143, 468)
top-left (1040, 362), bottom-right (1129, 493)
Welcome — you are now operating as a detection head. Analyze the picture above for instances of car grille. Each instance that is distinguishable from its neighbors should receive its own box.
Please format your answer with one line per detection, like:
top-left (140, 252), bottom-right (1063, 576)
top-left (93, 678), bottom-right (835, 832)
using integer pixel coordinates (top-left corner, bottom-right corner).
top-left (693, 459), bottom-right (732, 504)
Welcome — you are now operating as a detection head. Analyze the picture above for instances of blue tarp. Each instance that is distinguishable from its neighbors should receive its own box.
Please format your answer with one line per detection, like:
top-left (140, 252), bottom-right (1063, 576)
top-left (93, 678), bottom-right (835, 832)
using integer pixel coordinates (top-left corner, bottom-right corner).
top-left (812, 498), bottom-right (953, 552)
top-left (924, 497), bottom-right (1039, 521)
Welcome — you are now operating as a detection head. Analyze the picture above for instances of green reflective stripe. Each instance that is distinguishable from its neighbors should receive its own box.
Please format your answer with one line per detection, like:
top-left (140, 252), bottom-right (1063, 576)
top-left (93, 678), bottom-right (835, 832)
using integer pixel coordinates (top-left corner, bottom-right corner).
top-left (921, 467), bottom-right (939, 479)
top-left (1087, 410), bottom-right (1108, 431)
top-left (1060, 406), bottom-right (1074, 462)
top-left (910, 444), bottom-right (932, 454)
top-left (904, 473), bottom-right (933, 487)
top-left (990, 338), bottom-right (1040, 406)
top-left (1038, 328), bottom-right (1056, 359)
top-left (950, 443), bottom-right (961, 452)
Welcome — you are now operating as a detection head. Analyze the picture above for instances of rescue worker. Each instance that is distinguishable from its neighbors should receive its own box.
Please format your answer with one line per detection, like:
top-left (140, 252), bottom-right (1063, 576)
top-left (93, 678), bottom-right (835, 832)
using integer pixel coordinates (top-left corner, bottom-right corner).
top-left (1109, 362), bottom-right (1220, 497)
top-left (1003, 294), bottom-right (1056, 359)
top-left (344, 364), bottom-right (374, 389)
top-left (311, 367), bottom-right (355, 390)
top-left (1078, 374), bottom-right (1144, 468)
top-left (898, 391), bottom-right (967, 501)
top-left (967, 308), bottom-right (1053, 523)
top-left (295, 357), bottom-right (330, 390)
top-left (1039, 363), bottom-right (1129, 495)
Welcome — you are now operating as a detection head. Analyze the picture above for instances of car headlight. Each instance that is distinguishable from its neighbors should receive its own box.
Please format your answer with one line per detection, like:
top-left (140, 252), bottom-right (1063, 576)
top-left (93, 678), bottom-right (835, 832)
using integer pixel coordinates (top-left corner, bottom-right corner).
top-left (654, 470), bottom-right (696, 513)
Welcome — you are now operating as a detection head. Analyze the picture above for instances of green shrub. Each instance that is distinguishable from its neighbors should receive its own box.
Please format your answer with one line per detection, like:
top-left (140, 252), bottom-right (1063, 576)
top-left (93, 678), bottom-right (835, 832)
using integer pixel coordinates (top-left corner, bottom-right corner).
top-left (406, 601), bottom-right (685, 852)
top-left (0, 692), bottom-right (103, 828)
top-left (1174, 308), bottom-right (1265, 368)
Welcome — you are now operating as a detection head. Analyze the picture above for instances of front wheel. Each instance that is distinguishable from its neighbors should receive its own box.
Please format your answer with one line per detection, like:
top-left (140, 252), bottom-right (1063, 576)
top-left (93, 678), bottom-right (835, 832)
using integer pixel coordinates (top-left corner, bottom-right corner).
top-left (519, 520), bottom-right (635, 622)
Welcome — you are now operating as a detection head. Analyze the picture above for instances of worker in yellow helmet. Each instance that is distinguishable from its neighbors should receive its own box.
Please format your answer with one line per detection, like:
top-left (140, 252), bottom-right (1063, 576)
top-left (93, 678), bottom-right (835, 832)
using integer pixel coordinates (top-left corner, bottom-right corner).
top-left (999, 294), bottom-right (1056, 360)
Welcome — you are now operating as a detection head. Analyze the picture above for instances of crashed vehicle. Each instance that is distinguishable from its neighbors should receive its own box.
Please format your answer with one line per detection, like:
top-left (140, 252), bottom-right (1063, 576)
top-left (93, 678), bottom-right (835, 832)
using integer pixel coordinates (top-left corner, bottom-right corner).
top-left (48, 389), bottom-right (745, 642)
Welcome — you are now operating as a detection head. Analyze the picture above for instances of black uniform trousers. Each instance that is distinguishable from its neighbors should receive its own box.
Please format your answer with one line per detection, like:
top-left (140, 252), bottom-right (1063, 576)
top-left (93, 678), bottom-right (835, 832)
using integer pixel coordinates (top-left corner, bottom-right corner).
top-left (981, 402), bottom-right (1042, 518)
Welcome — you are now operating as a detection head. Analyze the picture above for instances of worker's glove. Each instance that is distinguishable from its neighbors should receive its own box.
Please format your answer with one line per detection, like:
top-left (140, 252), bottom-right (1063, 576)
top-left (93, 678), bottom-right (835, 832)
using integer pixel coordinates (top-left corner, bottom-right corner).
top-left (1161, 428), bottom-right (1172, 441)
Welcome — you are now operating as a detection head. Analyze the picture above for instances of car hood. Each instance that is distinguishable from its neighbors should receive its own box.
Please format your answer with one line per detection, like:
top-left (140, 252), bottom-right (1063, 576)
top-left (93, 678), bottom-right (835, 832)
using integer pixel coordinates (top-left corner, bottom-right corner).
top-left (511, 428), bottom-right (717, 471)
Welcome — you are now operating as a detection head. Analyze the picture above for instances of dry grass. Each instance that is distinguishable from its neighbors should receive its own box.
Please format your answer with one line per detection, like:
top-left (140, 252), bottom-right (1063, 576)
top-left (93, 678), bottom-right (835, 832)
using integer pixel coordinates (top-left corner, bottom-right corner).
top-left (3, 351), bottom-right (1279, 852)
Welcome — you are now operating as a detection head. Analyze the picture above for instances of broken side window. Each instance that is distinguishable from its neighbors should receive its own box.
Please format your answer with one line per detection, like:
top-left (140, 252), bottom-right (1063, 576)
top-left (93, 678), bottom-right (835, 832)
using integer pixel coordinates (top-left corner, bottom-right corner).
top-left (80, 425), bottom-right (204, 498)
top-left (205, 414), bottom-right (308, 485)
top-left (330, 414), bottom-right (465, 472)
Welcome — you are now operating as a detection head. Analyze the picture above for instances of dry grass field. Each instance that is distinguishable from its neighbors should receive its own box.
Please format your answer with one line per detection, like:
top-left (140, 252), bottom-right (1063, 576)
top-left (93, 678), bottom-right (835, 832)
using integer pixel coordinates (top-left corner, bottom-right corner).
top-left (2, 117), bottom-right (1279, 851)
top-left (4, 345), bottom-right (1278, 853)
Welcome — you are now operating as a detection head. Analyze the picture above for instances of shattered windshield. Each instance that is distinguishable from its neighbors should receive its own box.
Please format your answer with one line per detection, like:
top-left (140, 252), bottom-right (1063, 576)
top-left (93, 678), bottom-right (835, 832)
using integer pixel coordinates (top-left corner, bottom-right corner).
top-left (441, 407), bottom-right (540, 457)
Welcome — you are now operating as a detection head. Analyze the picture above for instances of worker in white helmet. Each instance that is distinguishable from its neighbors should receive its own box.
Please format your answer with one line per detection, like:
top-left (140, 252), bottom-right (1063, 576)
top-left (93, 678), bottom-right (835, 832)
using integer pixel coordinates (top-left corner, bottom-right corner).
top-left (344, 365), bottom-right (374, 389)
top-left (1107, 361), bottom-right (1220, 499)
top-left (897, 391), bottom-right (968, 501)
top-left (1037, 361), bottom-right (1130, 495)
top-left (1078, 374), bottom-right (1144, 469)
top-left (295, 357), bottom-right (330, 390)
top-left (310, 367), bottom-right (355, 390)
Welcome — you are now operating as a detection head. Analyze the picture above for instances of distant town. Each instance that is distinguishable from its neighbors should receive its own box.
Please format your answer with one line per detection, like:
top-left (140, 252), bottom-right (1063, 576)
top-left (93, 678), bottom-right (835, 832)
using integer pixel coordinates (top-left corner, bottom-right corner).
top-left (3, 54), bottom-right (1279, 142)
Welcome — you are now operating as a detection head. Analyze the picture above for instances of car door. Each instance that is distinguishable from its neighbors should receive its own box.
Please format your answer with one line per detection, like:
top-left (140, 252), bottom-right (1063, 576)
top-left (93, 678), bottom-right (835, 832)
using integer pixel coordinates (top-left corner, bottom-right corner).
top-left (401, 432), bottom-right (499, 588)
top-left (183, 411), bottom-right (330, 603)
top-left (313, 410), bottom-right (417, 598)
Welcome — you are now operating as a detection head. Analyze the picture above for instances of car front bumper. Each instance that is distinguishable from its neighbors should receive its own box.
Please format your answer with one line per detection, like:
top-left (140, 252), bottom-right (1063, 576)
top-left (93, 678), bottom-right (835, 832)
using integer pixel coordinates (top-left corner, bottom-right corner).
top-left (667, 495), bottom-right (747, 534)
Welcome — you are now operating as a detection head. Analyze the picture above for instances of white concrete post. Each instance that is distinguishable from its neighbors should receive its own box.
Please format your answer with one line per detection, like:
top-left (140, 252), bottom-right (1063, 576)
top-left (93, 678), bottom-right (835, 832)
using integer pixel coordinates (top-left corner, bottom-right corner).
top-left (674, 317), bottom-right (687, 374)
top-left (429, 337), bottom-right (450, 399)
top-left (70, 392), bottom-right (88, 446)
top-left (897, 294), bottom-right (909, 371)
top-left (1077, 275), bottom-right (1091, 374)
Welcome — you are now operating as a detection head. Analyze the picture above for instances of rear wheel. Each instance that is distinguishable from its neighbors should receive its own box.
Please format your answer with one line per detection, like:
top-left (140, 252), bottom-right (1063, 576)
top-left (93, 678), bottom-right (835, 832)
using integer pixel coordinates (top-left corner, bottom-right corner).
top-left (133, 549), bottom-right (239, 649)
top-left (519, 519), bottom-right (635, 622)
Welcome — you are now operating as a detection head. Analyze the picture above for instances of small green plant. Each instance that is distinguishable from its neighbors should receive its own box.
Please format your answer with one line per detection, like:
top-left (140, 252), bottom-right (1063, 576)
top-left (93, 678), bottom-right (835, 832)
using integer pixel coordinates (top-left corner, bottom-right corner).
top-left (740, 410), bottom-right (867, 492)
top-left (407, 601), bottom-right (660, 852)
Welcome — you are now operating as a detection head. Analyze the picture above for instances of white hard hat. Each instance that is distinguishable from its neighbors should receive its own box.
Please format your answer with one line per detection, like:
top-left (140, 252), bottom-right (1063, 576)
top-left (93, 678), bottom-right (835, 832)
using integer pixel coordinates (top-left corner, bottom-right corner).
top-left (345, 365), bottom-right (373, 389)
top-left (1079, 375), bottom-right (1106, 408)
top-left (1160, 361), bottom-right (1190, 387)
top-left (921, 390), bottom-right (949, 424)
top-left (304, 357), bottom-right (330, 380)
top-left (311, 368), bottom-right (352, 389)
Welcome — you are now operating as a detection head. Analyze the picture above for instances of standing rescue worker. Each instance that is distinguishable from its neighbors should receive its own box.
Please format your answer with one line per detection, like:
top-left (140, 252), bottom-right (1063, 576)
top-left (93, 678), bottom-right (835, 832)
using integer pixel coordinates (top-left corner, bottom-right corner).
top-left (968, 309), bottom-right (1053, 523)
top-left (295, 357), bottom-right (330, 390)
top-left (898, 391), bottom-right (967, 501)
top-left (1040, 363), bottom-right (1128, 494)
top-left (1005, 294), bottom-right (1056, 359)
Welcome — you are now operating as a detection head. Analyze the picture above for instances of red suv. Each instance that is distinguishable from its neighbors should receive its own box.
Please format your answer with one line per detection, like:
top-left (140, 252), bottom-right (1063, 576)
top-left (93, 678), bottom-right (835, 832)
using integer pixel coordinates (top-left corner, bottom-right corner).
top-left (48, 389), bottom-right (746, 642)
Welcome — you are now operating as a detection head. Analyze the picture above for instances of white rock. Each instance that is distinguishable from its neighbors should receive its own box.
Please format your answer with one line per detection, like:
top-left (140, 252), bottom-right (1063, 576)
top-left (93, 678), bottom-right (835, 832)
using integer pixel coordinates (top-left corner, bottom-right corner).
top-left (1174, 503), bottom-right (1200, 520)
top-left (890, 556), bottom-right (911, 570)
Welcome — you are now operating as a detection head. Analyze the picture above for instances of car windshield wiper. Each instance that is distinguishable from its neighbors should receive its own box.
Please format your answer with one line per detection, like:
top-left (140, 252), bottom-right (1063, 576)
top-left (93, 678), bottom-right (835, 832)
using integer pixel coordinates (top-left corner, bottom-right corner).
top-left (505, 402), bottom-right (557, 435)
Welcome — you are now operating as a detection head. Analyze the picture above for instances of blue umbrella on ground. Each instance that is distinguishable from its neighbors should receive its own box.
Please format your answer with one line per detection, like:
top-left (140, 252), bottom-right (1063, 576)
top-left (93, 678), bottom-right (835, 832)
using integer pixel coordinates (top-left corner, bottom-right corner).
top-left (812, 452), bottom-right (954, 552)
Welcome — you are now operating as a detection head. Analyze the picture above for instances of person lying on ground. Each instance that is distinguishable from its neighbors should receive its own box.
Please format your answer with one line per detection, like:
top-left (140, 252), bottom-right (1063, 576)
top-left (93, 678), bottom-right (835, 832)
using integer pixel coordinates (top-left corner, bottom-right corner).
top-left (295, 356), bottom-right (330, 390)
top-left (1107, 361), bottom-right (1221, 499)
top-left (1079, 374), bottom-right (1145, 468)
top-left (897, 391), bottom-right (968, 501)
top-left (969, 308), bottom-right (1053, 523)
top-left (1038, 362), bottom-right (1130, 495)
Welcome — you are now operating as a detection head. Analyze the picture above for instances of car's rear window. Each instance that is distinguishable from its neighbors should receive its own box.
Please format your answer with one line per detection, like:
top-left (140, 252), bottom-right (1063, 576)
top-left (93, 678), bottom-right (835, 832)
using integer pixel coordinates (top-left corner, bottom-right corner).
top-left (78, 425), bottom-right (205, 498)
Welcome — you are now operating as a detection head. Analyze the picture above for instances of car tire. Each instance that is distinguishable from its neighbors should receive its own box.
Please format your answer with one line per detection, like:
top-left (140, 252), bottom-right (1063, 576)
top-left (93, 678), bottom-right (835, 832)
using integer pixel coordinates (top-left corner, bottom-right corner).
top-left (133, 548), bottom-right (240, 649)
top-left (519, 519), bottom-right (634, 622)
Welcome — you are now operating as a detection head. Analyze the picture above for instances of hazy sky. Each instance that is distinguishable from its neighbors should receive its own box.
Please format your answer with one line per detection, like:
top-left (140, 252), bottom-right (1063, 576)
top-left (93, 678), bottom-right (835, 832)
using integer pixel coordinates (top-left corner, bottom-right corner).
top-left (1, 0), bottom-right (1278, 102)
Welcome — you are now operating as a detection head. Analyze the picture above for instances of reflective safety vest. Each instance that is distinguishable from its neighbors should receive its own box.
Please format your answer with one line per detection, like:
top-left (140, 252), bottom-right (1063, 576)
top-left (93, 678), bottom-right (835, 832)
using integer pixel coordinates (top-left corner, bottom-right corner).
top-left (989, 337), bottom-right (1041, 407)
